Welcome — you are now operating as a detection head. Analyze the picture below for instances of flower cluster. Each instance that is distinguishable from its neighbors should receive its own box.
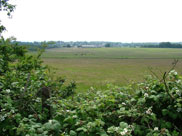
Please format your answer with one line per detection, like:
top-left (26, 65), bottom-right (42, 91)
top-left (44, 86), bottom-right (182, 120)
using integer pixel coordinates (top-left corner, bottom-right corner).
top-left (146, 107), bottom-right (152, 115)
top-left (120, 128), bottom-right (128, 135)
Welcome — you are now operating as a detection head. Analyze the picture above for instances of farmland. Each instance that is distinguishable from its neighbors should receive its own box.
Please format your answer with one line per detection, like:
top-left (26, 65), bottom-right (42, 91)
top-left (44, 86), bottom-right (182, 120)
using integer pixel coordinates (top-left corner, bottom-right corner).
top-left (1, 0), bottom-right (182, 135)
top-left (40, 48), bottom-right (182, 91)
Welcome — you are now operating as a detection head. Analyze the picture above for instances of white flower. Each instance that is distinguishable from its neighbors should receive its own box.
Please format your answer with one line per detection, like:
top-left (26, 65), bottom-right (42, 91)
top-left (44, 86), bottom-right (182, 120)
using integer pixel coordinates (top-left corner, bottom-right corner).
top-left (120, 128), bottom-right (128, 135)
top-left (72, 115), bottom-right (77, 118)
top-left (122, 102), bottom-right (126, 105)
top-left (115, 127), bottom-right (119, 131)
top-left (176, 90), bottom-right (181, 96)
top-left (120, 131), bottom-right (126, 135)
top-left (11, 110), bottom-right (15, 113)
top-left (146, 107), bottom-right (152, 115)
top-left (123, 128), bottom-right (128, 133)
top-left (5, 89), bottom-right (10, 93)
top-left (1, 109), bottom-right (5, 112)
top-left (66, 110), bottom-right (70, 112)
top-left (2, 128), bottom-right (6, 132)
top-left (170, 70), bottom-right (178, 75)
top-left (144, 93), bottom-right (149, 97)
top-left (0, 116), bottom-right (5, 121)
top-left (177, 108), bottom-right (182, 112)
top-left (176, 80), bottom-right (181, 84)
top-left (174, 71), bottom-right (178, 75)
top-left (154, 127), bottom-right (158, 131)
top-left (49, 120), bottom-right (53, 124)
top-left (90, 87), bottom-right (94, 91)
top-left (128, 125), bottom-right (134, 130)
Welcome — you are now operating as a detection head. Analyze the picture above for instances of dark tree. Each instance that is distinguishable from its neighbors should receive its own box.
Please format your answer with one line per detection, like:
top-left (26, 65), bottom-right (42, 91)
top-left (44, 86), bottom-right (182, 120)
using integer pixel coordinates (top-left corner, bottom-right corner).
top-left (159, 42), bottom-right (172, 48)
top-left (66, 44), bottom-right (71, 48)
top-left (105, 43), bottom-right (111, 47)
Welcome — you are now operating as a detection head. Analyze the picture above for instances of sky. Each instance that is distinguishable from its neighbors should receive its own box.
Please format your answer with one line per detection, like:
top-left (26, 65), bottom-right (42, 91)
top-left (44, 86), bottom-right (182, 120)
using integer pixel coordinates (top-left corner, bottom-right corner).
top-left (1, 0), bottom-right (182, 42)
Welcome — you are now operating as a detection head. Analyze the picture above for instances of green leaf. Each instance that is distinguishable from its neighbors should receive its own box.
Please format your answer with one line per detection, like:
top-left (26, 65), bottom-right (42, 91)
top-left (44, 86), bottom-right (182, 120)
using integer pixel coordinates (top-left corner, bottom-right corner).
top-left (119, 122), bottom-right (128, 128)
top-left (165, 122), bottom-right (172, 129)
top-left (101, 134), bottom-right (108, 136)
top-left (162, 109), bottom-right (168, 116)
top-left (76, 127), bottom-right (87, 132)
top-left (151, 113), bottom-right (157, 121)
top-left (107, 126), bottom-right (115, 133)
top-left (70, 130), bottom-right (77, 136)
top-left (168, 112), bottom-right (177, 119)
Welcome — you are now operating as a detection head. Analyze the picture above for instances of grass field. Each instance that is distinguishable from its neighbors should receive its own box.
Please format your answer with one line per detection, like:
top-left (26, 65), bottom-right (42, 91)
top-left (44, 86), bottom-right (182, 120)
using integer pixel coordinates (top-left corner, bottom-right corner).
top-left (40, 48), bottom-right (182, 91)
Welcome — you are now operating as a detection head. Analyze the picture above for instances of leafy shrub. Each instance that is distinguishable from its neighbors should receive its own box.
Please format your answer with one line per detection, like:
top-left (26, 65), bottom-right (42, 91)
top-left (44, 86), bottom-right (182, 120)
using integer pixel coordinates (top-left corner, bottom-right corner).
top-left (52, 71), bottom-right (181, 136)
top-left (0, 37), bottom-right (76, 135)
top-left (0, 37), bottom-right (181, 135)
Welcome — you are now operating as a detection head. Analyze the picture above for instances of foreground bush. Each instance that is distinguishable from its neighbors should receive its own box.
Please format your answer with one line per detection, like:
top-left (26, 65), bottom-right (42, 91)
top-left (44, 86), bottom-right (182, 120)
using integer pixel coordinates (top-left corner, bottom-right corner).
top-left (0, 38), bottom-right (76, 135)
top-left (0, 38), bottom-right (181, 135)
top-left (51, 70), bottom-right (181, 136)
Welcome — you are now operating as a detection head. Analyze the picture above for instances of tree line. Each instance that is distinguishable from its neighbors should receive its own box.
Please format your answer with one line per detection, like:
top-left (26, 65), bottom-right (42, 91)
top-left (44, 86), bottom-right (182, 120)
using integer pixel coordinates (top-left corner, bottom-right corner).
top-left (142, 42), bottom-right (182, 48)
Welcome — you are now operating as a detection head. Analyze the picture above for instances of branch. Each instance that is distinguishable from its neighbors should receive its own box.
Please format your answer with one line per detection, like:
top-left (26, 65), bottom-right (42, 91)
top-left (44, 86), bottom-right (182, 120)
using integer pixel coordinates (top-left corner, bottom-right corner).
top-left (24, 73), bottom-right (31, 92)
top-left (163, 72), bottom-right (174, 99)
top-left (160, 59), bottom-right (179, 82)
top-left (167, 59), bottom-right (179, 75)
top-left (147, 66), bottom-right (159, 79)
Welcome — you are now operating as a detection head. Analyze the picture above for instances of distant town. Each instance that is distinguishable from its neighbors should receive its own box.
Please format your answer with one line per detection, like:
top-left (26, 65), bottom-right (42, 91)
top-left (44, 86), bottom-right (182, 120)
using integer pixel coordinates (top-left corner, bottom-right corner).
top-left (14, 41), bottom-right (182, 51)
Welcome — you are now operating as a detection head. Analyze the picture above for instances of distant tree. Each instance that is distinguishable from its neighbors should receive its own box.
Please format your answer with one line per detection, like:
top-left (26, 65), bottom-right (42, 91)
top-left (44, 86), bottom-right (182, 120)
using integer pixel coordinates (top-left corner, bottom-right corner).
top-left (66, 44), bottom-right (71, 48)
top-left (47, 41), bottom-right (56, 45)
top-left (159, 42), bottom-right (172, 48)
top-left (105, 43), bottom-right (111, 47)
top-left (142, 42), bottom-right (182, 48)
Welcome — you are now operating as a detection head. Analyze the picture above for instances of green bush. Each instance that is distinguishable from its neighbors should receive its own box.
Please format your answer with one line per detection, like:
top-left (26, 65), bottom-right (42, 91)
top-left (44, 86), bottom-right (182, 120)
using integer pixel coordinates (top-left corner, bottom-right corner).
top-left (0, 37), bottom-right (181, 135)
top-left (0, 37), bottom-right (76, 135)
top-left (53, 72), bottom-right (181, 136)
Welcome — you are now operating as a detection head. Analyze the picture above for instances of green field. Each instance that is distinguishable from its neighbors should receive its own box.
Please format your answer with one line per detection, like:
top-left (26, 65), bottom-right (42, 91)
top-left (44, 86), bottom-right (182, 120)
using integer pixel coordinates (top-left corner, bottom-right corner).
top-left (40, 48), bottom-right (182, 91)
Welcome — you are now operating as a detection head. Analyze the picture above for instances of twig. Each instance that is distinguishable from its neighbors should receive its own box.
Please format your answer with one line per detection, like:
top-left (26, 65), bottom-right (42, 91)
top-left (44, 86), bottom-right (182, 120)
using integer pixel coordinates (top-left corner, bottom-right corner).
top-left (163, 72), bottom-right (174, 99)
top-left (29, 104), bottom-right (38, 115)
top-left (173, 124), bottom-right (181, 132)
top-left (123, 76), bottom-right (130, 84)
top-left (24, 73), bottom-right (31, 92)
top-left (157, 68), bottom-right (163, 76)
top-left (160, 59), bottom-right (179, 82)
top-left (148, 66), bottom-right (159, 79)
top-left (167, 59), bottom-right (179, 75)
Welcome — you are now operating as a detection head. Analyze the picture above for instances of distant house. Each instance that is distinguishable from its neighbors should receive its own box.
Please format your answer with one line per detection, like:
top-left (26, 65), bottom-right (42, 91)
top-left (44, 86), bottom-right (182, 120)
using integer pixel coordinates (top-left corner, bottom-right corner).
top-left (81, 45), bottom-right (98, 48)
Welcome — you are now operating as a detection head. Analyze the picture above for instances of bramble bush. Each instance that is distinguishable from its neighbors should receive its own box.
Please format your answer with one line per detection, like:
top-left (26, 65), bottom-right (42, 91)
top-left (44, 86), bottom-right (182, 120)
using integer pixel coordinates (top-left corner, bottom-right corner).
top-left (0, 37), bottom-right (182, 135)
top-left (0, 37), bottom-right (76, 135)
top-left (52, 71), bottom-right (181, 136)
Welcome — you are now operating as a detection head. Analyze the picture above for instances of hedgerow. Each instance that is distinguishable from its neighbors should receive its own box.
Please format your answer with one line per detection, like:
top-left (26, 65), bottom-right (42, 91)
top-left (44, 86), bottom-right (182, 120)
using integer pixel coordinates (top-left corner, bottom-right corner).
top-left (0, 38), bottom-right (182, 135)
top-left (52, 71), bottom-right (182, 136)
